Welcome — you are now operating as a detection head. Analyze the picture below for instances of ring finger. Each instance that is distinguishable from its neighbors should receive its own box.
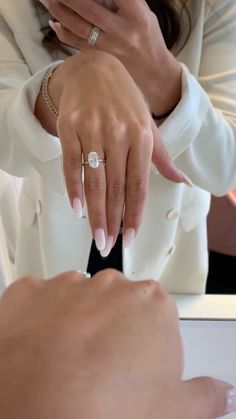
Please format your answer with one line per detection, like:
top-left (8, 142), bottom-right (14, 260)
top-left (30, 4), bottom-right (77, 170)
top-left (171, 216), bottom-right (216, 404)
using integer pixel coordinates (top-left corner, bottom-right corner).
top-left (48, 2), bottom-right (95, 41)
top-left (83, 148), bottom-right (107, 253)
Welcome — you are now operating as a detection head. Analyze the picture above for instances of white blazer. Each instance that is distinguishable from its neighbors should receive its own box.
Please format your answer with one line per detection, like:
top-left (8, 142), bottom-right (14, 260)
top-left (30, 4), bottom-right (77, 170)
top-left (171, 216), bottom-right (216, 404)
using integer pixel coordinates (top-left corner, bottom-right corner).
top-left (0, 170), bottom-right (20, 291)
top-left (0, 0), bottom-right (236, 293)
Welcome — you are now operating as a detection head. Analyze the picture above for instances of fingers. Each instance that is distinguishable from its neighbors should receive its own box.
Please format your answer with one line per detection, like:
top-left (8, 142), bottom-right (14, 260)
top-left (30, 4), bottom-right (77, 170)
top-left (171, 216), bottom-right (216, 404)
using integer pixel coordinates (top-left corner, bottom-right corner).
top-left (49, 20), bottom-right (91, 51)
top-left (57, 122), bottom-right (84, 217)
top-left (83, 149), bottom-right (107, 253)
top-left (123, 129), bottom-right (152, 247)
top-left (183, 377), bottom-right (236, 419)
top-left (113, 0), bottom-right (148, 18)
top-left (48, 2), bottom-right (92, 40)
top-left (152, 120), bottom-right (193, 186)
top-left (103, 146), bottom-right (127, 256)
top-left (58, 0), bottom-right (117, 32)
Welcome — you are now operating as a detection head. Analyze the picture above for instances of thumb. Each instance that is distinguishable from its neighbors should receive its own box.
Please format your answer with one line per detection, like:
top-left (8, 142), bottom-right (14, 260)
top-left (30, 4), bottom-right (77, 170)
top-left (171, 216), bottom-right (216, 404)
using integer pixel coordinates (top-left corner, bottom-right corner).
top-left (151, 120), bottom-right (192, 186)
top-left (182, 376), bottom-right (236, 418)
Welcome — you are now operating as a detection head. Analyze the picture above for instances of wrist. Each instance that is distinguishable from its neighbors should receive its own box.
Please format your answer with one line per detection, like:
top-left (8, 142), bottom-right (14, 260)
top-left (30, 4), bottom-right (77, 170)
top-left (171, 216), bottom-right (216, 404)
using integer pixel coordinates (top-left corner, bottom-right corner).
top-left (48, 51), bottom-right (124, 110)
top-left (144, 51), bottom-right (182, 118)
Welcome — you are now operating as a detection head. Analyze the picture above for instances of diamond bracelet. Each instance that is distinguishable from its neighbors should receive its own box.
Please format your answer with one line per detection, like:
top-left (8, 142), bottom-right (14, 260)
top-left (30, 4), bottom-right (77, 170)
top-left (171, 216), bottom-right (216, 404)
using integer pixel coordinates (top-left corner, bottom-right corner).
top-left (41, 67), bottom-right (59, 117)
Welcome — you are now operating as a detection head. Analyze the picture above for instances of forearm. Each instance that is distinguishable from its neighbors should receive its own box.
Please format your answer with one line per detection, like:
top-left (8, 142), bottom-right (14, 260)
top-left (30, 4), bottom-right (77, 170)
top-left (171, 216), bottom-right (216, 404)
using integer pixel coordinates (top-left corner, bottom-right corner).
top-left (138, 51), bottom-right (182, 118)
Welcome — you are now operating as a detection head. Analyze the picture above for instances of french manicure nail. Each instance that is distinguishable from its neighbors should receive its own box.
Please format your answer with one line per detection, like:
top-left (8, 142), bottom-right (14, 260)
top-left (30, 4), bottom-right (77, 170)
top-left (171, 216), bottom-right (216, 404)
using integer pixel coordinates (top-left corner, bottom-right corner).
top-left (225, 387), bottom-right (236, 414)
top-left (123, 228), bottom-right (136, 248)
top-left (95, 229), bottom-right (106, 252)
top-left (177, 170), bottom-right (193, 188)
top-left (73, 198), bottom-right (83, 219)
top-left (100, 236), bottom-right (114, 258)
top-left (48, 20), bottom-right (57, 31)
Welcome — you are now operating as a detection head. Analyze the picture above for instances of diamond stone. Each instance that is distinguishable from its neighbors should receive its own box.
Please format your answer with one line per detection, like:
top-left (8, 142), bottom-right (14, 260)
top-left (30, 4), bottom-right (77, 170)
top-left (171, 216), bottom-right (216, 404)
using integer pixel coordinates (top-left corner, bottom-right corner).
top-left (88, 152), bottom-right (100, 169)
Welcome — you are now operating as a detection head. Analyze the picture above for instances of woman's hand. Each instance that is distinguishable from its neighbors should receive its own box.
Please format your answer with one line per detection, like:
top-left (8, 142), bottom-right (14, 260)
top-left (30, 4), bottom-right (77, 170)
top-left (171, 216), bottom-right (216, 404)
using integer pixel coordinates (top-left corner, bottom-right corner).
top-left (39, 0), bottom-right (182, 118)
top-left (0, 270), bottom-right (234, 419)
top-left (38, 51), bottom-right (188, 255)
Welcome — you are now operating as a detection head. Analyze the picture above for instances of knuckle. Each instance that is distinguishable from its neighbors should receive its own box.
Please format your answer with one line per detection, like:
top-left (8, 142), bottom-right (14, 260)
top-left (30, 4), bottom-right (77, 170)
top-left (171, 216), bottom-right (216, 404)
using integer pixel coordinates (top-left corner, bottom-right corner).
top-left (107, 181), bottom-right (124, 201)
top-left (127, 179), bottom-right (147, 200)
top-left (107, 119), bottom-right (126, 137)
top-left (86, 176), bottom-right (105, 194)
top-left (94, 268), bottom-right (120, 286)
top-left (133, 10), bottom-right (155, 30)
top-left (129, 119), bottom-right (151, 138)
top-left (67, 111), bottom-right (81, 128)
top-left (63, 153), bottom-right (80, 171)
top-left (141, 279), bottom-right (161, 296)
top-left (137, 279), bottom-right (170, 301)
top-left (57, 271), bottom-right (83, 283)
top-left (80, 116), bottom-right (99, 132)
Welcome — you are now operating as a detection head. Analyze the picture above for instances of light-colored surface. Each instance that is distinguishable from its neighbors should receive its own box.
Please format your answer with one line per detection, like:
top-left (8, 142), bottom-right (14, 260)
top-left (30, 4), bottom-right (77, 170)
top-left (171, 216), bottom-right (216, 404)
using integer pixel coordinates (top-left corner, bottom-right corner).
top-left (1, 1), bottom-right (236, 294)
top-left (175, 294), bottom-right (236, 319)
top-left (180, 320), bottom-right (236, 419)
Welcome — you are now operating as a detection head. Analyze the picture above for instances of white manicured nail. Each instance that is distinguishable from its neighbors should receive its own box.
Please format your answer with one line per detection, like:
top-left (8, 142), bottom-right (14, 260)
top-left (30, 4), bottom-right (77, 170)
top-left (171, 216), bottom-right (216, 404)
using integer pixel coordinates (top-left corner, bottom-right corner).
top-left (225, 387), bottom-right (236, 414)
top-left (95, 229), bottom-right (106, 252)
top-left (178, 170), bottom-right (193, 188)
top-left (100, 236), bottom-right (113, 258)
top-left (123, 228), bottom-right (136, 248)
top-left (77, 270), bottom-right (91, 279)
top-left (73, 198), bottom-right (83, 218)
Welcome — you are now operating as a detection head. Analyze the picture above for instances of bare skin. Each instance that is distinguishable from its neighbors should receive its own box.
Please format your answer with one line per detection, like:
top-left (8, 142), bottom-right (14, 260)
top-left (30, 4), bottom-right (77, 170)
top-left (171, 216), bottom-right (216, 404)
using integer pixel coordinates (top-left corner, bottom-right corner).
top-left (0, 270), bottom-right (235, 419)
top-left (39, 0), bottom-right (182, 117)
top-left (35, 50), bottom-right (189, 255)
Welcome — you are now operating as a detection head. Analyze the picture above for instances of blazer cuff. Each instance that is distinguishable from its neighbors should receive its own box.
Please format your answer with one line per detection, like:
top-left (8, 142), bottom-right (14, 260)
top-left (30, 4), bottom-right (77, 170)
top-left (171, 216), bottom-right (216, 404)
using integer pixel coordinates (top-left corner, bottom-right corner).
top-left (151, 63), bottom-right (210, 173)
top-left (8, 61), bottom-right (63, 163)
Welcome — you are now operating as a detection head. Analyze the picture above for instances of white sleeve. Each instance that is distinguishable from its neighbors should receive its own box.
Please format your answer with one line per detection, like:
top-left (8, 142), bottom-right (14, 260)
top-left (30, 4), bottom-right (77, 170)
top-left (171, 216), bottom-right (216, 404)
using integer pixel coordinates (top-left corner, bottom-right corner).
top-left (156, 0), bottom-right (236, 196)
top-left (0, 14), bottom-right (64, 192)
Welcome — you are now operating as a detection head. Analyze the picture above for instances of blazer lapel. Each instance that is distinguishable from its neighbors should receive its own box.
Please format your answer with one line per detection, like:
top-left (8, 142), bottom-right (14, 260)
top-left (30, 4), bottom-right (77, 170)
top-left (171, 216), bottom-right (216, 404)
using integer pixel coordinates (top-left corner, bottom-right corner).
top-left (0, 0), bottom-right (53, 73)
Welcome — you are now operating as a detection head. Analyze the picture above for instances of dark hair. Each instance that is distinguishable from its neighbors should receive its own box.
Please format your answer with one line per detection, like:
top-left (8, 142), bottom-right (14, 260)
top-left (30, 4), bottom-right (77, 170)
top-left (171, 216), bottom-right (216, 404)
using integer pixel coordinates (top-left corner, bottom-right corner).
top-left (35, 0), bottom-right (190, 53)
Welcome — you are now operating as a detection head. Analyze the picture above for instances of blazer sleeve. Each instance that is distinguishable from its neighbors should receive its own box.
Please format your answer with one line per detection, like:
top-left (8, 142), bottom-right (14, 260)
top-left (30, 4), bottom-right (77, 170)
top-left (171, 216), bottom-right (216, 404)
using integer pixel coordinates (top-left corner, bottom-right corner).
top-left (156, 0), bottom-right (236, 196)
top-left (0, 14), bottom-right (64, 192)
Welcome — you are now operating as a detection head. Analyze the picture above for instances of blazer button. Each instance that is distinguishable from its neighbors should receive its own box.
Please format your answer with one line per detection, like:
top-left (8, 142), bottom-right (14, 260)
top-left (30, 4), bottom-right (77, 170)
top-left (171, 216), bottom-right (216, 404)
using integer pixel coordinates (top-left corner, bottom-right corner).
top-left (165, 209), bottom-right (179, 221)
top-left (36, 200), bottom-right (42, 215)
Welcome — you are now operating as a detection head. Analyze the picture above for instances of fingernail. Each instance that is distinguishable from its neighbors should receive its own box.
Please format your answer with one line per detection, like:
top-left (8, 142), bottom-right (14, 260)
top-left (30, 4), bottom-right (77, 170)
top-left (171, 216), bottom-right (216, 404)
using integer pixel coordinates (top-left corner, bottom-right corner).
top-left (73, 198), bottom-right (83, 219)
top-left (123, 228), bottom-right (136, 248)
top-left (95, 229), bottom-right (106, 252)
top-left (77, 270), bottom-right (91, 279)
top-left (39, 0), bottom-right (49, 7)
top-left (48, 20), bottom-right (57, 32)
top-left (100, 236), bottom-right (114, 258)
top-left (225, 387), bottom-right (236, 414)
top-left (178, 170), bottom-right (193, 188)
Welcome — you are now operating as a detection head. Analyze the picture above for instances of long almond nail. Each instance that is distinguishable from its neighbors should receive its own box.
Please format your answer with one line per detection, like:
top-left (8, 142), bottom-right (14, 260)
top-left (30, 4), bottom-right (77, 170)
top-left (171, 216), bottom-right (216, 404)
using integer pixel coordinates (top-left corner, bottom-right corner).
top-left (177, 170), bottom-right (193, 188)
top-left (48, 20), bottom-right (57, 31)
top-left (95, 229), bottom-right (106, 252)
top-left (100, 236), bottom-right (113, 258)
top-left (73, 198), bottom-right (83, 219)
top-left (225, 388), bottom-right (236, 414)
top-left (123, 228), bottom-right (136, 248)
